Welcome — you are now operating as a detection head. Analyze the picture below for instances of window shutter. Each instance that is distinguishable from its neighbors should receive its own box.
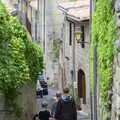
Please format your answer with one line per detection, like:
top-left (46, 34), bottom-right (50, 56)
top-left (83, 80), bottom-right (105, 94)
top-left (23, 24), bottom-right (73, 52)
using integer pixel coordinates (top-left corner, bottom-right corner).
top-left (81, 26), bottom-right (84, 48)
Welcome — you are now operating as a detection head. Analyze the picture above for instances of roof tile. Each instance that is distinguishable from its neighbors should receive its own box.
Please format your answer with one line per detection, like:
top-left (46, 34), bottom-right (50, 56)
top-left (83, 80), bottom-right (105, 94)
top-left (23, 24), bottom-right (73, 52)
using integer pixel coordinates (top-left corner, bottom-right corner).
top-left (58, 0), bottom-right (90, 21)
top-left (58, 0), bottom-right (89, 9)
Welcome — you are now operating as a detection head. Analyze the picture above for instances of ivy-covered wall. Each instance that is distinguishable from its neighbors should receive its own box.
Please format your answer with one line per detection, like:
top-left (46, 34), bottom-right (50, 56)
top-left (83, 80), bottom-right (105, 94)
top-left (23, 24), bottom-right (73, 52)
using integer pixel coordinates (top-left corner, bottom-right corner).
top-left (0, 2), bottom-right (43, 119)
top-left (90, 0), bottom-right (116, 119)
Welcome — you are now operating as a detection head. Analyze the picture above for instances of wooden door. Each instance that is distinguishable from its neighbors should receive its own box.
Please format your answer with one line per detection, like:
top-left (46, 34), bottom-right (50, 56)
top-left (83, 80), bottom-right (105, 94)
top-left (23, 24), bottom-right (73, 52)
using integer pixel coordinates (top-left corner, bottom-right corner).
top-left (78, 69), bottom-right (86, 104)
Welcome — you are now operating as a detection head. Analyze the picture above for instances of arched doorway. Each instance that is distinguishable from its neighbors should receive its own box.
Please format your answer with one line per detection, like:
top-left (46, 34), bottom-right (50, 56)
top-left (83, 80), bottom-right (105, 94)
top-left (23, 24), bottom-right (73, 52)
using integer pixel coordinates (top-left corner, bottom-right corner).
top-left (78, 69), bottom-right (86, 104)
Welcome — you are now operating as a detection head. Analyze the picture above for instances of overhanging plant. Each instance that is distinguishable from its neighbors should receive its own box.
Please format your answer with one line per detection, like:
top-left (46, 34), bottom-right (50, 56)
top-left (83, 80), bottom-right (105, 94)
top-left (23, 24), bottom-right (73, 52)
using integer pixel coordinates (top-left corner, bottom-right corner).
top-left (0, 2), bottom-right (43, 118)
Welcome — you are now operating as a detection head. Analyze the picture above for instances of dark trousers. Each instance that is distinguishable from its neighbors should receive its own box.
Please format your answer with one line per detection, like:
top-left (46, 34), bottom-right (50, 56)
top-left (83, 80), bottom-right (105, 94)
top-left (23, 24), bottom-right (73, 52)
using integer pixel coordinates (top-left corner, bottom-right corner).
top-left (36, 90), bottom-right (43, 98)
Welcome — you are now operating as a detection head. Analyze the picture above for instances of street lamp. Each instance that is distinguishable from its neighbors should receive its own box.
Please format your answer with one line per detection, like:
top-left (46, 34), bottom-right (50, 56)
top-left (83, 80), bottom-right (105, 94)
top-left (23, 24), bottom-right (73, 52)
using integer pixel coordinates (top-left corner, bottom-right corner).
top-left (75, 30), bottom-right (89, 44)
top-left (75, 32), bottom-right (81, 41)
top-left (75, 26), bottom-right (88, 49)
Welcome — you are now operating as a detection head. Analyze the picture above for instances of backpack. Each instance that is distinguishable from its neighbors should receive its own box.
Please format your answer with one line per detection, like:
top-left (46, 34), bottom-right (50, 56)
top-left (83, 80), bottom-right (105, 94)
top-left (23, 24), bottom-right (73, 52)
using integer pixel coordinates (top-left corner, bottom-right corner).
top-left (56, 99), bottom-right (76, 120)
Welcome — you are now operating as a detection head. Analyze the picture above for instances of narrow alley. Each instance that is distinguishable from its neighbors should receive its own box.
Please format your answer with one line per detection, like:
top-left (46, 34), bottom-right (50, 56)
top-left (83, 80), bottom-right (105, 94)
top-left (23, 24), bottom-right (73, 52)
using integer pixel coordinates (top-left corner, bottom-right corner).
top-left (0, 0), bottom-right (120, 120)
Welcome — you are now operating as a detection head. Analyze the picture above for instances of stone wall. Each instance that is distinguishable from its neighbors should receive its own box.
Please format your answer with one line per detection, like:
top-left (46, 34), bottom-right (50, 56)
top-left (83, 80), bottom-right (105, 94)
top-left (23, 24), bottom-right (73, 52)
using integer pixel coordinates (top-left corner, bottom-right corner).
top-left (111, 53), bottom-right (120, 120)
top-left (111, 1), bottom-right (120, 119)
top-left (20, 83), bottom-right (36, 120)
top-left (75, 23), bottom-right (90, 113)
top-left (0, 95), bottom-right (6, 120)
top-left (44, 0), bottom-right (65, 83)
top-left (0, 83), bottom-right (36, 120)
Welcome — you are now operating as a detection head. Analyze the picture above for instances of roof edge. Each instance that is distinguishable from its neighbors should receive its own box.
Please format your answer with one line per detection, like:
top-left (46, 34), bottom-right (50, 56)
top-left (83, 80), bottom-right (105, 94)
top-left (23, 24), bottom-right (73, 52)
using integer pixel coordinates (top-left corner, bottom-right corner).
top-left (66, 14), bottom-right (89, 23)
top-left (58, 5), bottom-right (68, 13)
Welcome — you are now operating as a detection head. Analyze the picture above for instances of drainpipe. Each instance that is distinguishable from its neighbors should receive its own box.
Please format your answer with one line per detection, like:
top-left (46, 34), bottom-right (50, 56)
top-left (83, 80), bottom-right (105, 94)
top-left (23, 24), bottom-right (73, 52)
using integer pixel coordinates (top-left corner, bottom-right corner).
top-left (37, 0), bottom-right (40, 14)
top-left (90, 0), bottom-right (93, 119)
top-left (37, 0), bottom-right (40, 41)
top-left (43, 0), bottom-right (46, 81)
top-left (89, 0), bottom-right (97, 119)
top-left (93, 46), bottom-right (97, 120)
top-left (43, 0), bottom-right (46, 52)
top-left (72, 23), bottom-right (76, 97)
top-left (93, 0), bottom-right (97, 120)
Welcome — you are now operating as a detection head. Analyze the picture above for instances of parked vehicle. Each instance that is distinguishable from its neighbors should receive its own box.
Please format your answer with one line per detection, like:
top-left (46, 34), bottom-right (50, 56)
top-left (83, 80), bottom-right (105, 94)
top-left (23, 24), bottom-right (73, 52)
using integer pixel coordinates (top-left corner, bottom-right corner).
top-left (40, 80), bottom-right (48, 95)
top-left (37, 74), bottom-right (48, 95)
top-left (36, 80), bottom-right (43, 98)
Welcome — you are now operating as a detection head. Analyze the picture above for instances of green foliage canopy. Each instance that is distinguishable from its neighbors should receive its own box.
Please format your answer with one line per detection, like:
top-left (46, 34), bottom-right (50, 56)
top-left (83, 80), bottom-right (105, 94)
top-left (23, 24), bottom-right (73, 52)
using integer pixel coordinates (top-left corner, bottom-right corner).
top-left (0, 2), bottom-right (43, 117)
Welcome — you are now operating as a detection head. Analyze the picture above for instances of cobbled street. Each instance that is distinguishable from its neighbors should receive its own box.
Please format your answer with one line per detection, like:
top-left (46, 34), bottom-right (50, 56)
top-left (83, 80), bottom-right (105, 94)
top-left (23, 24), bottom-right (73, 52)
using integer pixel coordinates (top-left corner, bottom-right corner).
top-left (36, 87), bottom-right (90, 120)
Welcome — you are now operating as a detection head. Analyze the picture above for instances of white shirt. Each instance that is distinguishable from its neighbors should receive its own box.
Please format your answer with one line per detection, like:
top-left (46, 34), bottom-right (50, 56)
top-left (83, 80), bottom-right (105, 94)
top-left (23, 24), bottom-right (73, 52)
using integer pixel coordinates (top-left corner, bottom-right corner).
top-left (36, 80), bottom-right (43, 91)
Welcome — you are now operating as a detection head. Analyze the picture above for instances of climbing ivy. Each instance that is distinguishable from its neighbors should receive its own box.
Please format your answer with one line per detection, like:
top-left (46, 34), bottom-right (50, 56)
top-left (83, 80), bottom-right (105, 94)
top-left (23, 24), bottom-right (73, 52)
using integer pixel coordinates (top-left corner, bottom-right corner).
top-left (91, 0), bottom-right (116, 119)
top-left (0, 2), bottom-right (43, 118)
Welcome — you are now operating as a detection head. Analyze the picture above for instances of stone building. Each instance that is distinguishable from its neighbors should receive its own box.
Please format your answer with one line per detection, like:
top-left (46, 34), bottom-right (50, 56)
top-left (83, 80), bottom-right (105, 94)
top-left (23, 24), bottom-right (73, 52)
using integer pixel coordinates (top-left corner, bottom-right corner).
top-left (28, 0), bottom-right (40, 42)
top-left (18, 0), bottom-right (65, 84)
top-left (58, 0), bottom-right (90, 113)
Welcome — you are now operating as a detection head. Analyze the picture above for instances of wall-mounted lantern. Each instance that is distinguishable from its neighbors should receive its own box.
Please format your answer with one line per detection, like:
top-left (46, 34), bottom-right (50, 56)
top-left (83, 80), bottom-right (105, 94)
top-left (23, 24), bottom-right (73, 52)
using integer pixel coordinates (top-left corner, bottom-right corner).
top-left (75, 32), bottom-right (81, 41)
top-left (74, 26), bottom-right (85, 48)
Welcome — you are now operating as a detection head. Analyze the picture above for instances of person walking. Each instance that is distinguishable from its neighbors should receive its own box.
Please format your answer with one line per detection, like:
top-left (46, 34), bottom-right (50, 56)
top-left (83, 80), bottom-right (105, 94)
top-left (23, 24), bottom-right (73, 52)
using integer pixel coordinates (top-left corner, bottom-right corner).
top-left (51, 91), bottom-right (61, 118)
top-left (33, 114), bottom-right (39, 120)
top-left (55, 87), bottom-right (77, 120)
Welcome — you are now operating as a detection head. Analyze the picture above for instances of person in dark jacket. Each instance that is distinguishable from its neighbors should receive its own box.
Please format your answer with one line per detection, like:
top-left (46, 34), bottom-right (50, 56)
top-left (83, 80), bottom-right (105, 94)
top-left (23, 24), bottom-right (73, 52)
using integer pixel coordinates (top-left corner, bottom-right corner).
top-left (51, 91), bottom-right (61, 117)
top-left (55, 87), bottom-right (77, 120)
top-left (38, 101), bottom-right (50, 120)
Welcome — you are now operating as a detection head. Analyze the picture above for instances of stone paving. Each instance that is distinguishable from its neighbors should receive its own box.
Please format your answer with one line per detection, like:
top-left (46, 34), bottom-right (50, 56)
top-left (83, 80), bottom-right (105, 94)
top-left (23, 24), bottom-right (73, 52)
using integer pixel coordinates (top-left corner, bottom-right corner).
top-left (77, 110), bottom-right (90, 120)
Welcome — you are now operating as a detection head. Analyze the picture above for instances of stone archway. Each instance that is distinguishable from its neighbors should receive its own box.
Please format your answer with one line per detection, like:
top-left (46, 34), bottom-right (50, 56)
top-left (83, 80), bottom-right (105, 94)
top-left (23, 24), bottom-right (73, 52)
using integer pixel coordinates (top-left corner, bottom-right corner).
top-left (78, 69), bottom-right (86, 104)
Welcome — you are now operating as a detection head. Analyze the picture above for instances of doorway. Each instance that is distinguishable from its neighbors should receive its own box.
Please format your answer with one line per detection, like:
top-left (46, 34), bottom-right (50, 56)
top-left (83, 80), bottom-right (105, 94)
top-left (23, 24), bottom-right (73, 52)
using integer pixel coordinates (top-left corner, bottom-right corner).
top-left (78, 69), bottom-right (86, 104)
